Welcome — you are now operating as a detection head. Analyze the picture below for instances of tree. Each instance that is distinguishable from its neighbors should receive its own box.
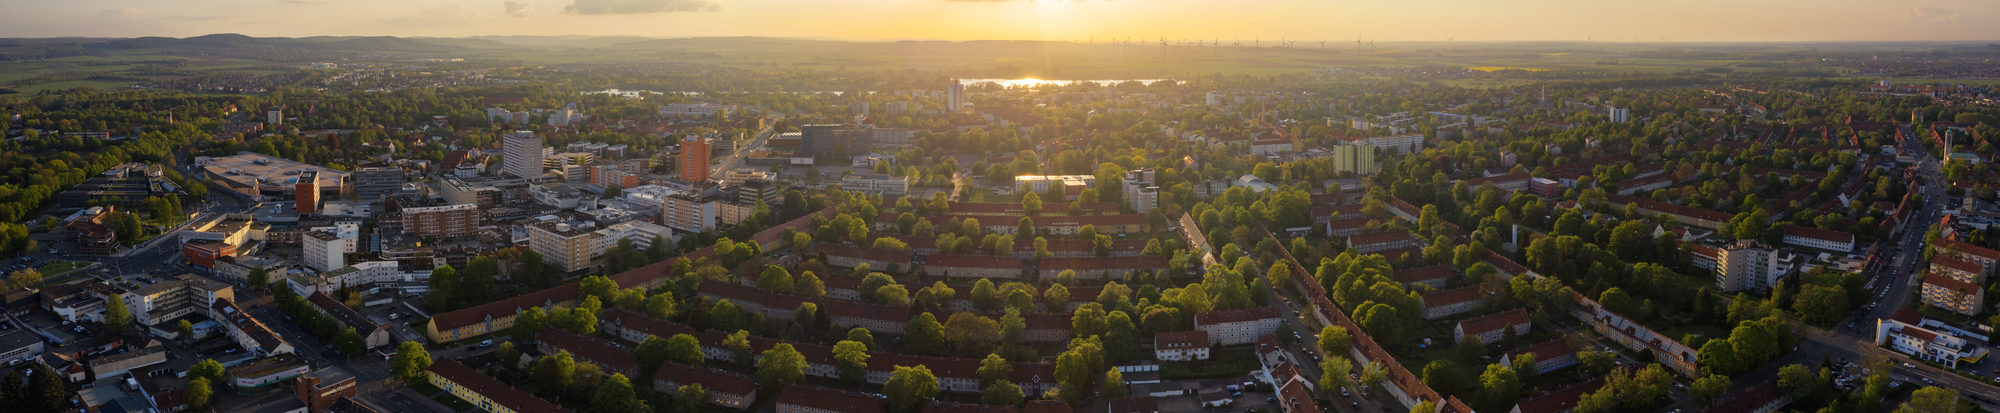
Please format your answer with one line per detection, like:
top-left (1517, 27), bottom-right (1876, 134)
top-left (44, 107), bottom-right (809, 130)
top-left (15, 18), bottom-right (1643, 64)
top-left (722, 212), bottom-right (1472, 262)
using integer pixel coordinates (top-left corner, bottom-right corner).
top-left (535, 352), bottom-right (578, 400)
top-left (672, 383), bottom-right (711, 413)
top-left (982, 381), bottom-right (1026, 405)
top-left (1319, 326), bottom-right (1353, 356)
top-left (1070, 305), bottom-right (1107, 339)
top-left (498, 342), bottom-right (520, 369)
top-left (186, 377), bottom-right (214, 410)
top-left (592, 373), bottom-right (647, 412)
top-left (188, 358), bottom-right (225, 382)
top-left (1044, 283), bottom-right (1070, 309)
top-left (1479, 364), bottom-right (1520, 403)
top-left (795, 271), bottom-right (827, 298)
top-left (1578, 349), bottom-right (1615, 375)
top-left (1103, 311), bottom-right (1138, 363)
top-left (1102, 368), bottom-right (1128, 398)
top-left (972, 279), bottom-right (1000, 311)
top-left (834, 340), bottom-right (871, 384)
top-left (645, 291), bottom-right (678, 320)
top-left (979, 353), bottom-right (1013, 385)
top-left (724, 330), bottom-right (754, 365)
top-left (1899, 386), bottom-right (1959, 413)
top-left (1729, 321), bottom-right (1779, 366)
top-left (943, 312), bottom-right (1002, 357)
top-left (1421, 360), bottom-right (1462, 392)
top-left (1692, 374), bottom-right (1730, 407)
top-left (1776, 364), bottom-right (1824, 399)
top-left (885, 365), bottom-right (941, 413)
top-left (906, 313), bottom-right (947, 354)
top-left (757, 265), bottom-right (793, 293)
top-left (637, 335), bottom-right (673, 371)
top-left (1054, 348), bottom-right (1094, 405)
top-left (1022, 192), bottom-right (1043, 216)
top-left (334, 327), bottom-right (365, 357)
top-left (1319, 356), bottom-right (1355, 392)
top-left (105, 295), bottom-right (134, 334)
top-left (175, 319), bottom-right (194, 343)
top-left (392, 341), bottom-right (433, 384)
top-left (756, 343), bottom-right (808, 388)
top-left (1697, 340), bottom-right (1739, 375)
top-left (248, 266), bottom-right (270, 289)
top-left (846, 328), bottom-right (876, 350)
top-left (1598, 287), bottom-right (1634, 315)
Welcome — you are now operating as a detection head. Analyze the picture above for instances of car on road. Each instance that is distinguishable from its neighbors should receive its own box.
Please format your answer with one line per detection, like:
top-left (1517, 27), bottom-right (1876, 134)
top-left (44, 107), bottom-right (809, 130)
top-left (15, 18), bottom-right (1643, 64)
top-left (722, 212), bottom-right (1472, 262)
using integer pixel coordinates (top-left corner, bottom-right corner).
top-left (478, 339), bottom-right (494, 348)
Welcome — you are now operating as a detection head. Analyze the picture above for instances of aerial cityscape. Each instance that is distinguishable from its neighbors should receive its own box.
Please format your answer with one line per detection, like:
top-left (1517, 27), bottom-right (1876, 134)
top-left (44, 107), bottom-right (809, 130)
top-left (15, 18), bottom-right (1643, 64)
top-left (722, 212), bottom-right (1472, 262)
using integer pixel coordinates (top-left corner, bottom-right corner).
top-left (1, 1), bottom-right (1999, 413)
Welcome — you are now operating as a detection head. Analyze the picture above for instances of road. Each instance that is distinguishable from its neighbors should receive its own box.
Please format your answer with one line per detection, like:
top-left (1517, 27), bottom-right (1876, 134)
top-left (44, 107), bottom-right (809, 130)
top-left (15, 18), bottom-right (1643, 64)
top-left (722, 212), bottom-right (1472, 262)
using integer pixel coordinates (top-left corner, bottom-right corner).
top-left (1717, 121), bottom-right (1989, 408)
top-left (711, 123), bottom-right (777, 177)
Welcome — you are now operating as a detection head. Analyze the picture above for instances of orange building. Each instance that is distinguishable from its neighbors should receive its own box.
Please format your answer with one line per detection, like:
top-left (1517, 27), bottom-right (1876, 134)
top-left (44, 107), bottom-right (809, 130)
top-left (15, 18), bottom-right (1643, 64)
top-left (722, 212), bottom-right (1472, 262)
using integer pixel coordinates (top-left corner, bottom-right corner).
top-left (680, 137), bottom-right (710, 183)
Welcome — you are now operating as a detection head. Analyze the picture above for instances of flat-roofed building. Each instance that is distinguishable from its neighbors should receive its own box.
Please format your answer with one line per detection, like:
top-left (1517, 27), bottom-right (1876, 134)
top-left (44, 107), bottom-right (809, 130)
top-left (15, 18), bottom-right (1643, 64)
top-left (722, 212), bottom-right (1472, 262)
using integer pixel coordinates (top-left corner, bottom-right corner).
top-left (402, 203), bottom-right (482, 238)
top-left (1921, 274), bottom-right (1984, 316)
top-left (529, 220), bottom-right (597, 273)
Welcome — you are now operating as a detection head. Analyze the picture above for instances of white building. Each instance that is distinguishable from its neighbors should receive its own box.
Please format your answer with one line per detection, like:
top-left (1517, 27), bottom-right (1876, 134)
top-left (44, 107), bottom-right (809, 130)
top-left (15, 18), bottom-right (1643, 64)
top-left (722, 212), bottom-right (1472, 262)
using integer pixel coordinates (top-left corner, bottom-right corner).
top-left (502, 130), bottom-right (544, 179)
top-left (1714, 241), bottom-right (1793, 293)
top-left (1205, 91), bottom-right (1223, 106)
top-left (1781, 225), bottom-right (1856, 253)
top-left (302, 230), bottom-right (345, 272)
top-left (1340, 134), bottom-right (1425, 156)
top-left (1609, 106), bottom-right (1631, 123)
top-left (1154, 331), bottom-right (1211, 361)
top-left (658, 103), bottom-right (733, 118)
top-left (530, 183), bottom-right (587, 210)
top-left (1329, 144), bottom-right (1379, 176)
top-left (840, 174), bottom-right (910, 197)
top-left (1014, 175), bottom-right (1096, 194)
top-left (1876, 309), bottom-right (1982, 369)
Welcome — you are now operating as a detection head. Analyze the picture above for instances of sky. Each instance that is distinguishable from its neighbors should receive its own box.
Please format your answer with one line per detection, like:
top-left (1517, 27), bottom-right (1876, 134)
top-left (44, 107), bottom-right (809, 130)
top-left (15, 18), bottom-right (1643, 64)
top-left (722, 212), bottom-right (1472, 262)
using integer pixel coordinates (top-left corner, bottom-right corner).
top-left (5, 0), bottom-right (1997, 42)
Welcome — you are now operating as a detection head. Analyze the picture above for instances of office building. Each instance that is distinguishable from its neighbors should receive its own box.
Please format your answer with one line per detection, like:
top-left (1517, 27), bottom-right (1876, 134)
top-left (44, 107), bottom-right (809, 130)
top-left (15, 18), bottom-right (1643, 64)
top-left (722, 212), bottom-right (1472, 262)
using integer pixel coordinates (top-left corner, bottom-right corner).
top-left (802, 124), bottom-right (873, 160)
top-left (680, 136), bottom-right (711, 183)
top-left (351, 166), bottom-right (405, 201)
top-left (840, 174), bottom-right (910, 197)
top-left (1714, 241), bottom-right (1793, 293)
top-left (502, 131), bottom-right (543, 179)
top-left (664, 191), bottom-right (720, 233)
top-left (122, 274), bottom-right (235, 327)
top-left (401, 203), bottom-right (481, 238)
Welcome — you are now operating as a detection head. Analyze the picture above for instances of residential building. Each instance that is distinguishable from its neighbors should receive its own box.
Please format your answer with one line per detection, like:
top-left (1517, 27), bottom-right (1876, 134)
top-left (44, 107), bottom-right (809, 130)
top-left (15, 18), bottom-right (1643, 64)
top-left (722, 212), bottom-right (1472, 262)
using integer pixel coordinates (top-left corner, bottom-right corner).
top-left (1453, 308), bottom-right (1531, 345)
top-left (665, 190), bottom-right (720, 233)
top-left (1154, 330), bottom-right (1210, 361)
top-left (734, 179), bottom-right (782, 207)
top-left (297, 170), bottom-right (321, 214)
top-left (819, 244), bottom-right (913, 273)
top-left (1509, 379), bottom-right (1604, 413)
top-left (842, 174), bottom-right (910, 197)
top-left (123, 274), bottom-right (235, 327)
top-left (924, 254), bottom-right (1023, 279)
top-left (1499, 339), bottom-right (1578, 375)
top-left (303, 230), bottom-right (345, 272)
top-left (775, 384), bottom-right (886, 413)
top-left (659, 103), bottom-right (733, 118)
top-left (529, 183), bottom-right (586, 210)
top-left (529, 220), bottom-right (598, 274)
top-left (401, 203), bottom-right (481, 238)
top-left (1393, 266), bottom-right (1454, 290)
top-left (213, 298), bottom-right (293, 356)
top-left (536, 328), bottom-right (641, 376)
top-left (1035, 256), bottom-right (1170, 280)
top-left (1875, 308), bottom-right (1977, 369)
top-left (293, 367), bottom-right (358, 413)
top-left (1193, 306), bottom-right (1281, 346)
top-left (1014, 175), bottom-right (1096, 195)
top-left (588, 165), bottom-right (640, 190)
top-left (1573, 292), bottom-right (1701, 377)
top-left (428, 358), bottom-right (575, 413)
top-left (306, 293), bottom-right (391, 349)
top-left (1347, 231), bottom-right (1421, 254)
top-left (1780, 225), bottom-right (1856, 252)
top-left (1933, 239), bottom-right (2000, 271)
top-left (1921, 274), bottom-right (1983, 316)
top-left (946, 80), bottom-right (966, 112)
top-left (502, 131), bottom-right (544, 179)
top-left (1338, 134), bottom-right (1425, 155)
top-left (1714, 241), bottom-right (1793, 293)
top-left (1609, 106), bottom-right (1631, 123)
top-left (1421, 287), bottom-right (1484, 320)
top-left (1329, 144), bottom-right (1379, 175)
top-left (0, 331), bottom-right (44, 364)
top-left (680, 136), bottom-right (711, 183)
top-left (1931, 255), bottom-right (1989, 284)
top-left (655, 363), bottom-right (757, 410)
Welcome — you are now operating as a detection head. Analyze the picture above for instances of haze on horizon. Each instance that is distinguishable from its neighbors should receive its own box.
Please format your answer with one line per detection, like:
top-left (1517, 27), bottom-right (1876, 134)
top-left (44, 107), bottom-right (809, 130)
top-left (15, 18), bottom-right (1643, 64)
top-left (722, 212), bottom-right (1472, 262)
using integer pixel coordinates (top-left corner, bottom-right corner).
top-left (5, 0), bottom-right (1998, 43)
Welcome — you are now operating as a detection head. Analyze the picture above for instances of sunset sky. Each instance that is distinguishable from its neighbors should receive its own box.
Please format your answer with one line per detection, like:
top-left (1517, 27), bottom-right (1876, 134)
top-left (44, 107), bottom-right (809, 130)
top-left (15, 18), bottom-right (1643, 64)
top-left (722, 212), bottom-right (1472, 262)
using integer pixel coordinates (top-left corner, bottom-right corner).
top-left (8, 0), bottom-right (1997, 42)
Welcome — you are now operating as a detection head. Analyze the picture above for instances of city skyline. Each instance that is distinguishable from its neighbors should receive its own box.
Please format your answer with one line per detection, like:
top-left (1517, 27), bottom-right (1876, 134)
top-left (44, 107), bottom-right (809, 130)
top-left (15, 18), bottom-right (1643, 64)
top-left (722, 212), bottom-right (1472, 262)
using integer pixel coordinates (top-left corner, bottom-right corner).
top-left (7, 0), bottom-right (1998, 42)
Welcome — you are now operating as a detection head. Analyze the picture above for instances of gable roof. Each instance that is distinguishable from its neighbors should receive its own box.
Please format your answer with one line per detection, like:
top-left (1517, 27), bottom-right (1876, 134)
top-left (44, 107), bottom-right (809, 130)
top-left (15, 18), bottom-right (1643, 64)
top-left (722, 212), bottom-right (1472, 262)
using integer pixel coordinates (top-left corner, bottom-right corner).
top-left (1456, 308), bottom-right (1531, 336)
top-left (775, 384), bottom-right (886, 413)
top-left (1194, 306), bottom-right (1280, 327)
top-left (1422, 287), bottom-right (1483, 309)
top-left (428, 359), bottom-right (574, 413)
top-left (1512, 378), bottom-right (1604, 413)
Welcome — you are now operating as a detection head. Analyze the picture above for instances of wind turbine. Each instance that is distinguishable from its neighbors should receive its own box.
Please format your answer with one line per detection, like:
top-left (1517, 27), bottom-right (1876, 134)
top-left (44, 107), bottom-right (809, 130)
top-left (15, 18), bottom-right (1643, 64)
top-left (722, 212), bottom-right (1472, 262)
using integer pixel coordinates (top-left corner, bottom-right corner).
top-left (1319, 40), bottom-right (1327, 48)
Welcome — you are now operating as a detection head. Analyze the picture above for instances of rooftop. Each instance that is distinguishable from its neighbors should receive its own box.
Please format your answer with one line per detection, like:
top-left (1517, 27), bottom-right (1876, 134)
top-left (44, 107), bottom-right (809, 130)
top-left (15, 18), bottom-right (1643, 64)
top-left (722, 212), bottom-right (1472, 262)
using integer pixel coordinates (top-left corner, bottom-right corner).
top-left (428, 358), bottom-right (574, 413)
top-left (1193, 306), bottom-right (1280, 327)
top-left (774, 384), bottom-right (885, 413)
top-left (1457, 308), bottom-right (1531, 335)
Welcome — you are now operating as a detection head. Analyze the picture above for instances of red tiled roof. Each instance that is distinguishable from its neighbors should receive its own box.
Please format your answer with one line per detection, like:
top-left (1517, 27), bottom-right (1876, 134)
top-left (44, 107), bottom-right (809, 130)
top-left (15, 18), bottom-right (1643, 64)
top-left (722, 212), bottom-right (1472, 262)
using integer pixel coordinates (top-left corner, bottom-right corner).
top-left (1393, 266), bottom-right (1455, 285)
top-left (819, 243), bottom-right (913, 263)
top-left (1931, 255), bottom-right (1986, 275)
top-left (1194, 306), bottom-right (1280, 327)
top-left (1324, 215), bottom-right (1379, 231)
top-left (1604, 194), bottom-right (1734, 222)
top-left (1901, 326), bottom-right (1939, 342)
top-left (1155, 331), bottom-right (1208, 351)
top-left (1510, 339), bottom-right (1574, 363)
top-left (1888, 307), bottom-right (1923, 326)
top-left (1710, 382), bottom-right (1781, 413)
top-left (1040, 256), bottom-right (1169, 271)
top-left (1456, 308), bottom-right (1531, 336)
top-left (1278, 372), bottom-right (1321, 413)
top-left (1347, 231), bottom-right (1417, 247)
top-left (653, 362), bottom-right (756, 397)
top-left (1512, 378), bottom-right (1604, 413)
top-left (1311, 204), bottom-right (1367, 218)
top-left (536, 328), bottom-right (639, 373)
top-left (948, 202), bottom-right (1117, 215)
top-left (1923, 274), bottom-right (1980, 294)
top-left (1422, 287), bottom-right (1483, 308)
top-left (775, 385), bottom-right (886, 413)
top-left (428, 359), bottom-right (574, 413)
top-left (1935, 239), bottom-right (2000, 261)
top-left (927, 254), bottom-right (1024, 269)
top-left (1483, 251), bottom-right (1529, 274)
top-left (923, 401), bottom-right (1073, 413)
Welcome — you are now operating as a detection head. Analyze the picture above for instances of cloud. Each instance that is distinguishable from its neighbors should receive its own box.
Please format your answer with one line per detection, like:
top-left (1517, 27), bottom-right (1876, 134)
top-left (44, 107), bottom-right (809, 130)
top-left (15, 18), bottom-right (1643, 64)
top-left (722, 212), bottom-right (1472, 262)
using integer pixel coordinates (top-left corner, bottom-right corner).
top-left (563, 0), bottom-right (720, 14)
top-left (1904, 6), bottom-right (1964, 23)
top-left (505, 0), bottom-right (532, 17)
top-left (99, 7), bottom-right (138, 17)
top-left (379, 3), bottom-right (475, 26)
